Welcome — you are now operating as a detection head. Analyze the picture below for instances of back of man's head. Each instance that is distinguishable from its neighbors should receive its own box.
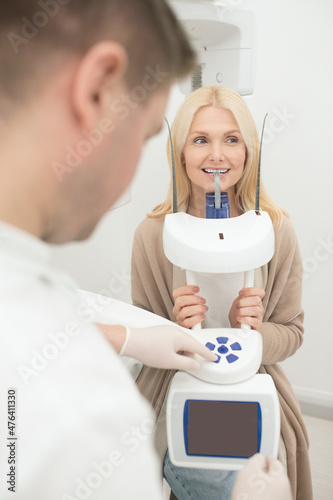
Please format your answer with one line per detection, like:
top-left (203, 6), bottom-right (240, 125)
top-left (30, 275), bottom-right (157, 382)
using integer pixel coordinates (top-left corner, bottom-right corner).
top-left (0, 0), bottom-right (195, 111)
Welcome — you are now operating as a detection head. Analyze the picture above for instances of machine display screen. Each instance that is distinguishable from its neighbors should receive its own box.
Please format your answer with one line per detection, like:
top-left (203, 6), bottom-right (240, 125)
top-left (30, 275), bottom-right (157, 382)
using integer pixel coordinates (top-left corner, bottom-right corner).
top-left (184, 400), bottom-right (261, 458)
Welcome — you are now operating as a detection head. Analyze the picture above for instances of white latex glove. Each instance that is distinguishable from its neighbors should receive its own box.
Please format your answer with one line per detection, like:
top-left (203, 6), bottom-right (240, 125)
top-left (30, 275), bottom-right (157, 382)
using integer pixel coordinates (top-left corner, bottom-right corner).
top-left (231, 454), bottom-right (292, 500)
top-left (120, 325), bottom-right (217, 370)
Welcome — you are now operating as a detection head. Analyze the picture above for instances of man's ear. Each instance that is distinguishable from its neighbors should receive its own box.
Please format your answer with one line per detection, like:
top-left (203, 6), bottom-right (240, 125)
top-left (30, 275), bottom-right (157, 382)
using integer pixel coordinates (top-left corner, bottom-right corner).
top-left (70, 41), bottom-right (128, 130)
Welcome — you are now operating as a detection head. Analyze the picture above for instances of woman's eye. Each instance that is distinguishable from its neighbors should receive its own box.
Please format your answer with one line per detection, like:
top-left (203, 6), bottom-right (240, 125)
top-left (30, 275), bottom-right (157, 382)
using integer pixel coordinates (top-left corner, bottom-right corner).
top-left (194, 137), bottom-right (207, 144)
top-left (227, 137), bottom-right (238, 144)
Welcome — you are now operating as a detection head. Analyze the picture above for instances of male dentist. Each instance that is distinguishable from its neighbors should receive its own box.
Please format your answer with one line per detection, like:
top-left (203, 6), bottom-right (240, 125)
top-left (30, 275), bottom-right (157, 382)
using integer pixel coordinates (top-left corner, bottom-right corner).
top-left (0, 1), bottom-right (215, 499)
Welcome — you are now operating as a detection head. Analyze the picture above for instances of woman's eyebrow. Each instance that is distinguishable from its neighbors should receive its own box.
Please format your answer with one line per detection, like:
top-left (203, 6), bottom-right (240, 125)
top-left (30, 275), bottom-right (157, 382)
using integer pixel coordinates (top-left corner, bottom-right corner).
top-left (224, 129), bottom-right (242, 135)
top-left (188, 128), bottom-right (241, 136)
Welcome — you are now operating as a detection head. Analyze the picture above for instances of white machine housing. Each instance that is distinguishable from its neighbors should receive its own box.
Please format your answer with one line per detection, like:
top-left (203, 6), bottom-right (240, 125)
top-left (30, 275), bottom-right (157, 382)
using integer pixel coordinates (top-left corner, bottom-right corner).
top-left (186, 327), bottom-right (263, 385)
top-left (167, 372), bottom-right (280, 470)
top-left (170, 0), bottom-right (256, 95)
top-left (163, 210), bottom-right (279, 469)
top-left (163, 210), bottom-right (274, 274)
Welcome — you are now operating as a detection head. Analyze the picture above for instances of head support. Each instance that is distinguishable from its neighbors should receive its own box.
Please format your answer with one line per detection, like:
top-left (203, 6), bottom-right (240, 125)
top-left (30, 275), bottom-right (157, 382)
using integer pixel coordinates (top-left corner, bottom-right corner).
top-left (165, 117), bottom-right (178, 214)
top-left (255, 113), bottom-right (268, 212)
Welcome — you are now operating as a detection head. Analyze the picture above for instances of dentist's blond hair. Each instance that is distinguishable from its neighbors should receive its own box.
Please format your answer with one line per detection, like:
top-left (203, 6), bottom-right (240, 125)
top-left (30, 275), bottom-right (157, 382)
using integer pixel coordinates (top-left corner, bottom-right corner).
top-left (149, 85), bottom-right (287, 228)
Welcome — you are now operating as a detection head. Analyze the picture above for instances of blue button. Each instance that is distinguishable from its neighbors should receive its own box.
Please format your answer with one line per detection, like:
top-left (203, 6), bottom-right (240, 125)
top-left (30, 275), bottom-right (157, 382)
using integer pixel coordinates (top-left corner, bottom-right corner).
top-left (218, 345), bottom-right (228, 354)
top-left (214, 355), bottom-right (221, 364)
top-left (230, 342), bottom-right (242, 351)
top-left (226, 354), bottom-right (239, 363)
top-left (205, 342), bottom-right (215, 351)
top-left (216, 337), bottom-right (228, 344)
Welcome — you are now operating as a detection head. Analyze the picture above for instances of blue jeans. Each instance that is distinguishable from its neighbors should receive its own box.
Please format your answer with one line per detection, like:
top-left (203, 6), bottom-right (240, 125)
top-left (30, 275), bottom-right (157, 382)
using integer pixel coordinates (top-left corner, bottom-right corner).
top-left (163, 450), bottom-right (238, 500)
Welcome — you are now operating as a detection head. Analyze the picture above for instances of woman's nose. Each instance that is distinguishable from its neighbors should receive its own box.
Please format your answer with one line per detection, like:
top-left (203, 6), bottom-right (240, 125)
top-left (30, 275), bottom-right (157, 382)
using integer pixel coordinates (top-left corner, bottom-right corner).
top-left (208, 144), bottom-right (225, 162)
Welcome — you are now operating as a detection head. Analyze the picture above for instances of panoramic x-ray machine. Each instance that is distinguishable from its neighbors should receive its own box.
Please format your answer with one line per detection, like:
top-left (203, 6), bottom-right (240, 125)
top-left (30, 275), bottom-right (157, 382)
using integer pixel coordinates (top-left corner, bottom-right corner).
top-left (158, 3), bottom-right (279, 471)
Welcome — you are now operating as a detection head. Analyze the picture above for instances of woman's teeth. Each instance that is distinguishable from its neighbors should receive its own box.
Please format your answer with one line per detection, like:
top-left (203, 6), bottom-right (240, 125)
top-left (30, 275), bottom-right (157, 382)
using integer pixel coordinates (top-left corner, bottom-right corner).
top-left (203, 168), bottom-right (229, 174)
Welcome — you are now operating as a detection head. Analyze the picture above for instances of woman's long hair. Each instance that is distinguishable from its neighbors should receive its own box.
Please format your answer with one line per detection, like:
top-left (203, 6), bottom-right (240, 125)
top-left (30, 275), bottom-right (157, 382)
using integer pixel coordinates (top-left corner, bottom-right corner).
top-left (149, 86), bottom-right (287, 228)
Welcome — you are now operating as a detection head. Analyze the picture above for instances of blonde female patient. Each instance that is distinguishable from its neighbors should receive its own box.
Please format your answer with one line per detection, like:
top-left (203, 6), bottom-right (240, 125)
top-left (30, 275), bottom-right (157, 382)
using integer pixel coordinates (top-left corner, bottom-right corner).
top-left (131, 86), bottom-right (312, 500)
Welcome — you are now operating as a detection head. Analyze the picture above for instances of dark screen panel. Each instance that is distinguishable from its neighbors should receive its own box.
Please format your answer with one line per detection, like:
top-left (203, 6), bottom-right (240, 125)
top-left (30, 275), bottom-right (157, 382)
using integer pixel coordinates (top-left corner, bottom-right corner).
top-left (185, 400), bottom-right (259, 458)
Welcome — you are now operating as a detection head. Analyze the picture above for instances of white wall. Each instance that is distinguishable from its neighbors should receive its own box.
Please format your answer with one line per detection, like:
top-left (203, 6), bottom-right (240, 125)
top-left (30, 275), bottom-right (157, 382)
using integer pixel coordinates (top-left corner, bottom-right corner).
top-left (50, 0), bottom-right (333, 411)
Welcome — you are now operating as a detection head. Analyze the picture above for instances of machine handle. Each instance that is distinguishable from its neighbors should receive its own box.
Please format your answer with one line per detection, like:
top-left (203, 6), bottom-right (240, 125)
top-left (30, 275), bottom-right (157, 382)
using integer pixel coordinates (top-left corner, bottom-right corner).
top-left (186, 269), bottom-right (255, 332)
top-left (241, 269), bottom-right (255, 332)
top-left (185, 270), bottom-right (202, 330)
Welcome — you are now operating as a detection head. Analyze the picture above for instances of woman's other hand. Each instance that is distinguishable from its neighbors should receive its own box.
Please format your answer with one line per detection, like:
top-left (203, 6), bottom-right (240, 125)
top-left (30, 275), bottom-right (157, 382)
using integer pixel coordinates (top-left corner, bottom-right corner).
top-left (229, 287), bottom-right (265, 330)
top-left (172, 285), bottom-right (208, 329)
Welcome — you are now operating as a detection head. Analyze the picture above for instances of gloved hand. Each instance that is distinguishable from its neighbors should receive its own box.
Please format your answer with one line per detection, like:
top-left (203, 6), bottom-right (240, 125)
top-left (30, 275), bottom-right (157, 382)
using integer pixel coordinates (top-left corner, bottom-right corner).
top-left (231, 454), bottom-right (292, 500)
top-left (120, 325), bottom-right (217, 370)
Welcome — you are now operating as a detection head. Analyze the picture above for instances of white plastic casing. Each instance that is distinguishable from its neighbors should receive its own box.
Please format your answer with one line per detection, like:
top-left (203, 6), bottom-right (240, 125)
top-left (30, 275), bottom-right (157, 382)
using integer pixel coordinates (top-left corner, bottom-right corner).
top-left (163, 211), bottom-right (274, 274)
top-left (171, 1), bottom-right (256, 96)
top-left (167, 372), bottom-right (280, 470)
top-left (185, 327), bottom-right (262, 384)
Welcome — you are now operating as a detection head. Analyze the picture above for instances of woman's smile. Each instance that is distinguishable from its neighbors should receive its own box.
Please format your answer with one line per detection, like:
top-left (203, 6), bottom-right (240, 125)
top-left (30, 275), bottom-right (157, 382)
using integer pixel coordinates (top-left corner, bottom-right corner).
top-left (201, 167), bottom-right (230, 176)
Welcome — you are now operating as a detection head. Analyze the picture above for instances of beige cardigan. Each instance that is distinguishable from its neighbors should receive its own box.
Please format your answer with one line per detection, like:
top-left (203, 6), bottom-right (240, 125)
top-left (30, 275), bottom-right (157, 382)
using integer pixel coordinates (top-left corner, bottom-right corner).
top-left (131, 215), bottom-right (313, 500)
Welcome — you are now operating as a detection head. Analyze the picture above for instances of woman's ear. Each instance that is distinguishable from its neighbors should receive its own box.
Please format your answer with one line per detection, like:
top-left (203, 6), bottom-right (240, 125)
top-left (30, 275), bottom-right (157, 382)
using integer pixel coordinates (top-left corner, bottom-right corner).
top-left (70, 41), bottom-right (128, 130)
top-left (181, 152), bottom-right (186, 166)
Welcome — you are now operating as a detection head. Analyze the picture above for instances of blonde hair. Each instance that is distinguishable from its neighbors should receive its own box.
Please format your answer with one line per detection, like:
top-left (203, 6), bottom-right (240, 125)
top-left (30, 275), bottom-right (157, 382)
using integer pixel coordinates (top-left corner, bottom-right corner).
top-left (149, 85), bottom-right (287, 229)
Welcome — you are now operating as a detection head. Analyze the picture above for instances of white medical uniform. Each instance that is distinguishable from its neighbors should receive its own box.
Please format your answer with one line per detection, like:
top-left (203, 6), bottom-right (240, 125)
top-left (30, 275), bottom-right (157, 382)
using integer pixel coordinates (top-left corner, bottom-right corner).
top-left (0, 222), bottom-right (162, 500)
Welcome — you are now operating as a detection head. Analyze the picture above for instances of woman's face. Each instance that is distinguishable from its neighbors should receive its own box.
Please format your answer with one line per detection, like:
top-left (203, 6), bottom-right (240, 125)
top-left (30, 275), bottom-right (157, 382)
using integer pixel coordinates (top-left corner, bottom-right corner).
top-left (182, 106), bottom-right (246, 204)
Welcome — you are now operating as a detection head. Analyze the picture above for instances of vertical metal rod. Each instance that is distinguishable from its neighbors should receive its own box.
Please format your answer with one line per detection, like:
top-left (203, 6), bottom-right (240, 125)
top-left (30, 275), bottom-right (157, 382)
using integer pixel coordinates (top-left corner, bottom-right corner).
top-left (165, 117), bottom-right (178, 214)
top-left (241, 269), bottom-right (255, 332)
top-left (256, 113), bottom-right (268, 212)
